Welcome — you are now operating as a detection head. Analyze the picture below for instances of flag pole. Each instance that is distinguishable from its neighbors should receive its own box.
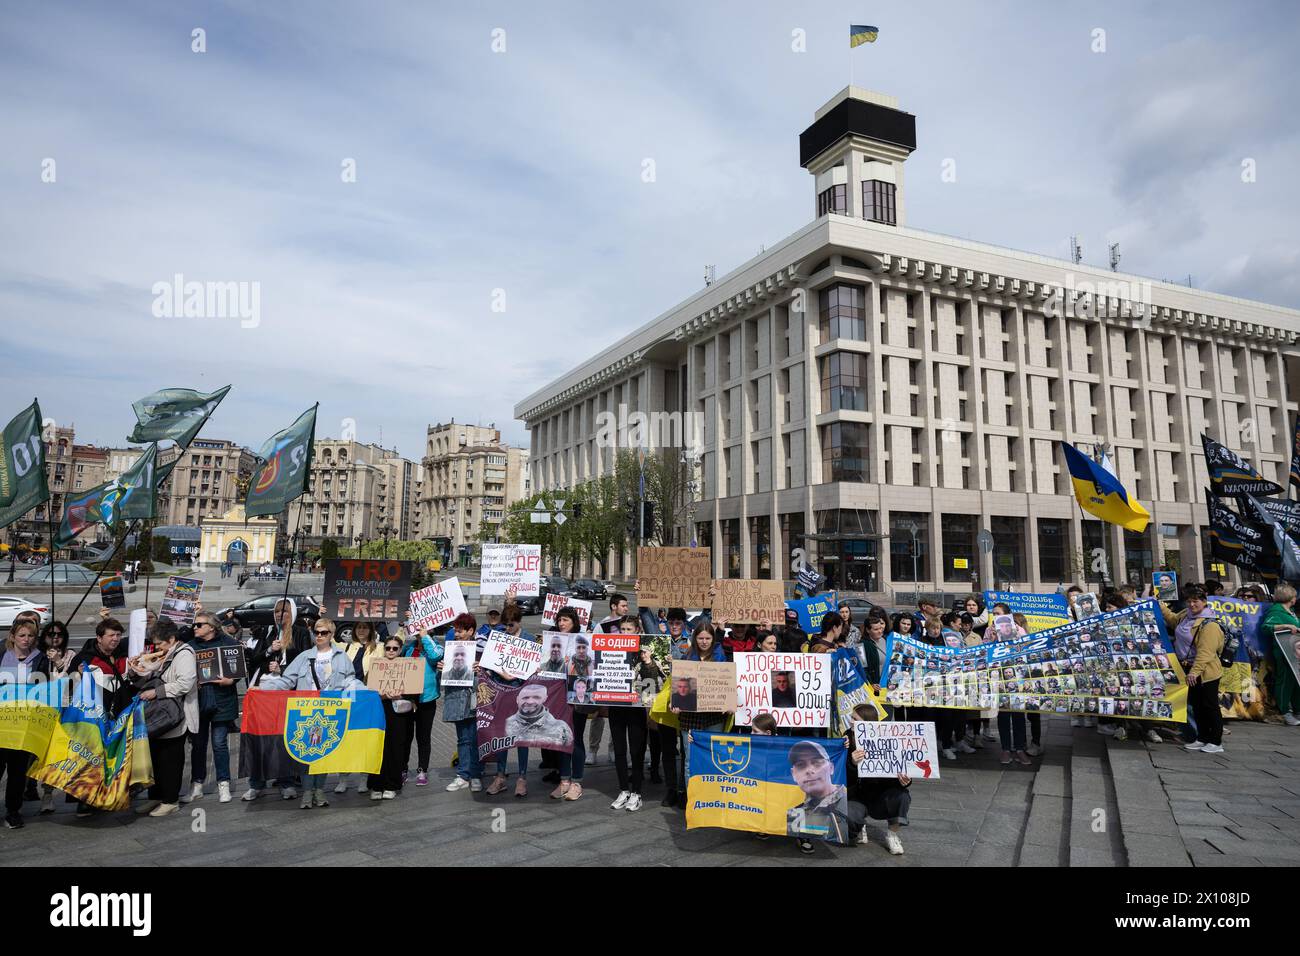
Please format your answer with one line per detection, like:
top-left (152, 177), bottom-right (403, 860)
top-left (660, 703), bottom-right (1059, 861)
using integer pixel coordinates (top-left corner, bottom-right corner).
top-left (48, 496), bottom-right (56, 619)
top-left (67, 519), bottom-right (140, 629)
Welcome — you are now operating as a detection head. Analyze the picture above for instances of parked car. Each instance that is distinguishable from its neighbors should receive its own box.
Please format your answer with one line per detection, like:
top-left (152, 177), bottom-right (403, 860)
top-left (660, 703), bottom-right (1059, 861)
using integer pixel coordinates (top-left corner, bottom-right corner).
top-left (217, 594), bottom-right (321, 632)
top-left (0, 596), bottom-right (53, 627)
top-left (539, 575), bottom-right (572, 598)
top-left (836, 596), bottom-right (886, 620)
top-left (23, 563), bottom-right (100, 586)
top-left (568, 578), bottom-right (606, 601)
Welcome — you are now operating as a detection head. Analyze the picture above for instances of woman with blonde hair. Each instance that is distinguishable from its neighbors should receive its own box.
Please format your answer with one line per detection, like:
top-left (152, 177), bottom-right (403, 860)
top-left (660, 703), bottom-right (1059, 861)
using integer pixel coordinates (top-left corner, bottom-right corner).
top-left (336, 621), bottom-right (384, 794)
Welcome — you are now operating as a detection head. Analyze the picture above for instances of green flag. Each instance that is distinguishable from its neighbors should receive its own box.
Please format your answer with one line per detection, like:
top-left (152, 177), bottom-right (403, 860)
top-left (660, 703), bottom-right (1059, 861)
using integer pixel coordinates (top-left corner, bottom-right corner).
top-left (54, 444), bottom-right (159, 548)
top-left (128, 385), bottom-right (230, 446)
top-left (0, 400), bottom-right (50, 531)
top-left (245, 405), bottom-right (317, 518)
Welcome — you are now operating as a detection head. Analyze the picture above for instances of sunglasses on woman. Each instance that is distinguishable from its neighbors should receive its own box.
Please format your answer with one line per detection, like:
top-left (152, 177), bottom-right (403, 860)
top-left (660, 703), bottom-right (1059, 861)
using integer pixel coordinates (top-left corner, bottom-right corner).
top-left (315, 629), bottom-right (331, 635)
top-left (384, 644), bottom-right (402, 651)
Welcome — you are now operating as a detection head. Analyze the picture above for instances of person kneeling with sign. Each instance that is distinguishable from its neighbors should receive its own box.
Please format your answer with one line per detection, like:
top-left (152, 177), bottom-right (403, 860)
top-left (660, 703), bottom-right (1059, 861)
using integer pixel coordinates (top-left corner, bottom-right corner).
top-left (845, 703), bottom-right (910, 855)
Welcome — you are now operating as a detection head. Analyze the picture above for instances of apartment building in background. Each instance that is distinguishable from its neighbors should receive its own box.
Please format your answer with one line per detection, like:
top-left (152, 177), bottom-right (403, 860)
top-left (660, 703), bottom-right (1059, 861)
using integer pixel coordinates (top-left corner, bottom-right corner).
top-left (420, 421), bottom-right (528, 561)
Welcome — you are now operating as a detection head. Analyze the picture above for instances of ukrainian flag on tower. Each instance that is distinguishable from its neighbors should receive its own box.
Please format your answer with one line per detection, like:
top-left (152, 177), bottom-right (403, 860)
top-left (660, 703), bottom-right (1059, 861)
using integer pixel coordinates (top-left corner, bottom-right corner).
top-left (1061, 443), bottom-right (1151, 533)
top-left (850, 24), bottom-right (879, 47)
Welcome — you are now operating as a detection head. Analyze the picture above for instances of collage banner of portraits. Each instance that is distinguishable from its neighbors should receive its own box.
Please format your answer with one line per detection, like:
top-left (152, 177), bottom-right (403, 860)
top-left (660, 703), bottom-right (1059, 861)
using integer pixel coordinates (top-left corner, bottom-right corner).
top-left (883, 601), bottom-right (1189, 723)
top-left (686, 731), bottom-right (851, 843)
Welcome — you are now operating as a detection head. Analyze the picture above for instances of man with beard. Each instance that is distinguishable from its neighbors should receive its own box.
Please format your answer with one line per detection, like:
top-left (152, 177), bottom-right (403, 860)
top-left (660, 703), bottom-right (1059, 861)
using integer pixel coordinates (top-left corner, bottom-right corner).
top-left (567, 635), bottom-right (593, 679)
top-left (504, 682), bottom-right (573, 748)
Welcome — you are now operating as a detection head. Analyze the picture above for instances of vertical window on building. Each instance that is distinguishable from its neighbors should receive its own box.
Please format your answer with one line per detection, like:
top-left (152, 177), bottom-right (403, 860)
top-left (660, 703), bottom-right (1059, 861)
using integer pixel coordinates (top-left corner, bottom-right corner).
top-left (889, 512), bottom-right (929, 583)
top-left (817, 184), bottom-right (847, 216)
top-left (862, 180), bottom-right (897, 225)
top-left (818, 284), bottom-right (866, 342)
top-left (1037, 518), bottom-right (1067, 582)
top-left (990, 515), bottom-right (1025, 583)
top-left (820, 422), bottom-right (868, 483)
top-left (780, 512), bottom-right (805, 580)
top-left (941, 513), bottom-right (977, 583)
top-left (750, 515), bottom-right (771, 579)
top-left (818, 351), bottom-right (867, 411)
top-left (722, 518), bottom-right (742, 578)
top-left (1123, 528), bottom-right (1154, 586)
top-left (1082, 521), bottom-right (1114, 589)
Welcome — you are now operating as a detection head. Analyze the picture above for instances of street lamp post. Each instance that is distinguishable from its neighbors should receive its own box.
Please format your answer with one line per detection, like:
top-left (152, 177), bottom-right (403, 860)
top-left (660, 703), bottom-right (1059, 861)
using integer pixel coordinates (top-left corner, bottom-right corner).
top-left (379, 523), bottom-right (396, 560)
top-left (6, 528), bottom-right (16, 584)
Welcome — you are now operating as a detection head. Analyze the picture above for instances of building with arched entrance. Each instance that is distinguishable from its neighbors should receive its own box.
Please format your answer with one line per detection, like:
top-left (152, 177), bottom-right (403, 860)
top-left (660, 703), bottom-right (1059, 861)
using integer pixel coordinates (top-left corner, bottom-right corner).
top-left (199, 505), bottom-right (278, 570)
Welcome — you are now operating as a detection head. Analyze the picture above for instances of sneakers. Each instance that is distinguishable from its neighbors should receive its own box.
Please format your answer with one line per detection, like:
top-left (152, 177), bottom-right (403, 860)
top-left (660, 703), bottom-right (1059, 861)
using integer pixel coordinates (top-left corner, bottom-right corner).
top-left (1145, 729), bottom-right (1162, 744)
top-left (611, 791), bottom-right (631, 810)
top-left (281, 787), bottom-right (298, 800)
top-left (1112, 728), bottom-right (1128, 742)
top-left (968, 735), bottom-right (985, 750)
top-left (885, 831), bottom-right (905, 855)
top-left (485, 774), bottom-right (508, 795)
top-left (1201, 743), bottom-right (1225, 754)
top-left (358, 784), bottom-right (369, 794)
top-left (371, 791), bottom-right (384, 801)
top-left (1015, 751), bottom-right (1033, 766)
top-left (40, 791), bottom-right (55, 814)
top-left (856, 827), bottom-right (869, 846)
top-left (148, 802), bottom-right (179, 817)
top-left (661, 790), bottom-right (679, 808)
top-left (1071, 717), bottom-right (1083, 728)
top-left (1000, 750), bottom-right (1012, 765)
top-left (333, 780), bottom-right (347, 794)
top-left (981, 728), bottom-right (998, 741)
top-left (1025, 742), bottom-right (1044, 756)
top-left (241, 788), bottom-right (261, 802)
top-left (181, 781), bottom-right (203, 804)
top-left (797, 839), bottom-right (816, 855)
top-left (135, 800), bottom-right (162, 815)
top-left (1097, 723), bottom-right (1116, 736)
top-left (446, 777), bottom-right (471, 792)
top-left (300, 793), bottom-right (313, 809)
top-left (1184, 741), bottom-right (1205, 751)
top-left (311, 790), bottom-right (329, 807)
top-left (955, 739), bottom-right (976, 754)
top-left (941, 748), bottom-right (957, 760)
top-left (416, 771), bottom-right (429, 787)
top-left (625, 794), bottom-right (643, 812)
top-left (585, 749), bottom-right (598, 766)
top-left (382, 790), bottom-right (397, 800)
top-left (4, 813), bottom-right (22, 830)
top-left (400, 771), bottom-right (409, 785)
top-left (218, 782), bottom-right (232, 803)
top-left (550, 781), bottom-right (571, 800)
top-left (470, 779), bottom-right (482, 793)
top-left (1285, 713), bottom-right (1300, 726)
top-left (563, 782), bottom-right (583, 801)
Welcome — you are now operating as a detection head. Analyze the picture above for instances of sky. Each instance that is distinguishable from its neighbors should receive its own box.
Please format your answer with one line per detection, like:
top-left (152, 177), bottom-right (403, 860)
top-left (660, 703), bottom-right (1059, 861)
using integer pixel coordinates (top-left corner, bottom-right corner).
top-left (3, 1), bottom-right (1299, 462)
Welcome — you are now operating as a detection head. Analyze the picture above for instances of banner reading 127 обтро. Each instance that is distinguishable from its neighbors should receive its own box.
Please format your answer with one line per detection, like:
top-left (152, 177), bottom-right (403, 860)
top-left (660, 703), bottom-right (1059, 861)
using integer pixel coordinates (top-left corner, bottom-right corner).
top-left (883, 601), bottom-right (1188, 723)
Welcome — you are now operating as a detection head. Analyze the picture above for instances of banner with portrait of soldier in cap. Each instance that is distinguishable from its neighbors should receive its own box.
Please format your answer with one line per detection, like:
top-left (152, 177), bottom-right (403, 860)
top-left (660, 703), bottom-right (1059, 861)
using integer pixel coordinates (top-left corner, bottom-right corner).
top-left (686, 731), bottom-right (851, 843)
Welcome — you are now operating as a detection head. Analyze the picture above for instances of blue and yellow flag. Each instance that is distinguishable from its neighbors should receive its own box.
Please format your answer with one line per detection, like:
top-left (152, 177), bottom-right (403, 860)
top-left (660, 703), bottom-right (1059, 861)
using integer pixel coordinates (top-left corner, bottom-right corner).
top-left (240, 688), bottom-right (384, 779)
top-left (687, 731), bottom-right (851, 842)
top-left (1061, 443), bottom-right (1151, 533)
top-left (850, 24), bottom-right (879, 47)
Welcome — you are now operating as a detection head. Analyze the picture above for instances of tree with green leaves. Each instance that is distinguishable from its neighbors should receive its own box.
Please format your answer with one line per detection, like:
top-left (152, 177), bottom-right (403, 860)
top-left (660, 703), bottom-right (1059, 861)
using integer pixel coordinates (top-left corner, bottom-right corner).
top-left (320, 537), bottom-right (340, 561)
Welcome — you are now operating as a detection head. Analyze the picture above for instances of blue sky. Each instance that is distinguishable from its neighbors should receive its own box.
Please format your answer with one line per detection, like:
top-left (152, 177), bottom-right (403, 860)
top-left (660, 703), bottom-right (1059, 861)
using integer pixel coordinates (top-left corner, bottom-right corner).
top-left (3, 1), bottom-right (1298, 461)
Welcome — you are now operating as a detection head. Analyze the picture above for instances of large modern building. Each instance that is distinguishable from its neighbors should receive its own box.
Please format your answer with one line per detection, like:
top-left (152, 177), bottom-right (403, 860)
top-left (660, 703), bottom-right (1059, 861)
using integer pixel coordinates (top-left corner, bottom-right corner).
top-left (514, 87), bottom-right (1300, 596)
top-left (420, 421), bottom-right (528, 562)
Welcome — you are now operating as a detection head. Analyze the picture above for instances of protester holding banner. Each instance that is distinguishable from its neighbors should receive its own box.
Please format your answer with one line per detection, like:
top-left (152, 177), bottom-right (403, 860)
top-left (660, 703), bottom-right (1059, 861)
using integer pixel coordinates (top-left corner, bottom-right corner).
top-left (39, 621), bottom-right (72, 677)
top-left (128, 619), bottom-right (198, 818)
top-left (1160, 585), bottom-right (1226, 753)
top-left (1, 620), bottom-right (51, 830)
top-left (332, 621), bottom-right (385, 795)
top-left (248, 598), bottom-right (309, 684)
top-left (538, 608), bottom-right (582, 783)
top-left (399, 625), bottom-right (444, 788)
top-left (604, 617), bottom-right (650, 812)
top-left (257, 618), bottom-right (364, 807)
top-left (369, 636), bottom-right (418, 800)
top-left (440, 613), bottom-right (484, 792)
top-left (845, 703), bottom-right (910, 854)
top-left (1261, 585), bottom-right (1300, 725)
top-left (485, 604), bottom-right (539, 798)
top-left (671, 623), bottom-right (731, 799)
top-left (182, 613), bottom-right (240, 805)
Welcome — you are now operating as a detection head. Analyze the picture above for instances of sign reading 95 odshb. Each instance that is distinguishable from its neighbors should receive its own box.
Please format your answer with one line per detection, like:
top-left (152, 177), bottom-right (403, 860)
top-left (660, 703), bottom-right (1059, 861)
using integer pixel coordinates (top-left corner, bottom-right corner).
top-left (733, 653), bottom-right (831, 728)
top-left (480, 544), bottom-right (541, 597)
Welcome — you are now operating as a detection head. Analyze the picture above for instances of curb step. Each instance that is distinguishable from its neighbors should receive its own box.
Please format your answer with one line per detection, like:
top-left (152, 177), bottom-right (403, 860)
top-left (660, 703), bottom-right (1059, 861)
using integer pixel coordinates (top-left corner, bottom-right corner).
top-left (1017, 719), bottom-right (1073, 866)
top-left (1066, 728), bottom-right (1126, 867)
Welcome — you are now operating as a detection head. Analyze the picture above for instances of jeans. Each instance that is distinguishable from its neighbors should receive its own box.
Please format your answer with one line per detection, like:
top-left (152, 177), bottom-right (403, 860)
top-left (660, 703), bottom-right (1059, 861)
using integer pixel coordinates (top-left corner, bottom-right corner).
top-left (190, 714), bottom-right (232, 784)
top-left (997, 711), bottom-right (1027, 752)
top-left (495, 748), bottom-right (529, 775)
top-left (454, 717), bottom-right (481, 780)
top-left (1027, 712), bottom-right (1041, 745)
top-left (558, 712), bottom-right (589, 780)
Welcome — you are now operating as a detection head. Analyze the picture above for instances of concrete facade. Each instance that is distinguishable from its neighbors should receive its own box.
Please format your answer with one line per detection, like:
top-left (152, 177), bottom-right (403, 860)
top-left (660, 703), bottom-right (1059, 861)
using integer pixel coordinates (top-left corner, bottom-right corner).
top-left (420, 421), bottom-right (528, 556)
top-left (514, 88), bottom-right (1300, 597)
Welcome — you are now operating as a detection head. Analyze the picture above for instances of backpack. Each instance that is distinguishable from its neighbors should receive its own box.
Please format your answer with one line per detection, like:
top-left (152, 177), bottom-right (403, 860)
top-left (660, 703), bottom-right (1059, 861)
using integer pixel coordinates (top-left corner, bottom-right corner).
top-left (1214, 618), bottom-right (1242, 668)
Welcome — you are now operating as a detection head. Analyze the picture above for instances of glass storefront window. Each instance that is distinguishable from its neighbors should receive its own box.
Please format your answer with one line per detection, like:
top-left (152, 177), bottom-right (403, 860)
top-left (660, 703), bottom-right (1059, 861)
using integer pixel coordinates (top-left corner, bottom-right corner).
top-left (722, 518), bottom-right (741, 578)
top-left (990, 516), bottom-right (1025, 584)
top-left (1123, 528), bottom-right (1154, 587)
top-left (749, 515), bottom-right (771, 579)
top-left (1037, 517), bottom-right (1067, 582)
top-left (780, 512), bottom-right (805, 581)
top-left (812, 509), bottom-right (880, 593)
top-left (941, 513), bottom-right (976, 583)
top-left (889, 512), bottom-right (929, 583)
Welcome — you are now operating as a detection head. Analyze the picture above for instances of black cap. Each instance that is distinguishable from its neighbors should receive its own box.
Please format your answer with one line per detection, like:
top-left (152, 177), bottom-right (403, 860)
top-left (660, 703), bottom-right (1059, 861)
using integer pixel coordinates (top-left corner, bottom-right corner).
top-left (788, 740), bottom-right (830, 765)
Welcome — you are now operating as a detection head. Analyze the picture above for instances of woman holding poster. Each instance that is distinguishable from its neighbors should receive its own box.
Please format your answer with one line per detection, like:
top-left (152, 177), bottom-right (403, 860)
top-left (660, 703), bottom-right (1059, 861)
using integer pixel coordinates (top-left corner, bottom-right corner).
top-left (672, 623), bottom-right (731, 804)
top-left (608, 617), bottom-right (650, 812)
top-left (440, 613), bottom-right (484, 792)
top-left (400, 624), bottom-right (445, 788)
top-left (368, 636), bottom-right (418, 800)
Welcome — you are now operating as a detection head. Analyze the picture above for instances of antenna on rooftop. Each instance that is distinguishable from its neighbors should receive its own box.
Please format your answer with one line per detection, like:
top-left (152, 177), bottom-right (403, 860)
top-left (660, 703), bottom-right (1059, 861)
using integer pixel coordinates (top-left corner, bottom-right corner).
top-left (1069, 236), bottom-right (1083, 265)
top-left (704, 265), bottom-right (716, 287)
top-left (1108, 242), bottom-right (1121, 272)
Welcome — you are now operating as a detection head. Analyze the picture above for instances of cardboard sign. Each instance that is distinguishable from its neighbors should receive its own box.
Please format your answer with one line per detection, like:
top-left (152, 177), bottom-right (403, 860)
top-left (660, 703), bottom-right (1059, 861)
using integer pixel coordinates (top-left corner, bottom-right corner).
top-left (575, 632), bottom-right (642, 706)
top-left (323, 559), bottom-right (413, 623)
top-left (480, 544), bottom-right (541, 597)
top-left (441, 641), bottom-right (477, 687)
top-left (542, 593), bottom-right (592, 630)
top-left (481, 632), bottom-right (544, 680)
top-left (734, 652), bottom-right (831, 728)
top-left (99, 574), bottom-right (126, 610)
top-left (637, 547), bottom-right (712, 608)
top-left (406, 577), bottom-right (467, 633)
top-left (711, 579), bottom-right (786, 625)
top-left (366, 657), bottom-right (424, 695)
top-left (853, 720), bottom-right (940, 779)
top-left (669, 659), bottom-right (736, 712)
top-left (160, 576), bottom-right (202, 627)
top-left (194, 644), bottom-right (248, 684)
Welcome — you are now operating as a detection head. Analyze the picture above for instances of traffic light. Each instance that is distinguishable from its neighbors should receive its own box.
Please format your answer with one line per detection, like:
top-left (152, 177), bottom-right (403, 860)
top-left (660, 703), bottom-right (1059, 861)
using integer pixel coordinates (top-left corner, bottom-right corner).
top-left (626, 503), bottom-right (639, 539)
top-left (571, 502), bottom-right (582, 521)
top-left (641, 501), bottom-right (655, 539)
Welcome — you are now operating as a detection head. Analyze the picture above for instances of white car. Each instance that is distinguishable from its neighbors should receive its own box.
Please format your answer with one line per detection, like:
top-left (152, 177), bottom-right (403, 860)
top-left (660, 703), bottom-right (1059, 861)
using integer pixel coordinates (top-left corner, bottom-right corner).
top-left (0, 596), bottom-right (53, 627)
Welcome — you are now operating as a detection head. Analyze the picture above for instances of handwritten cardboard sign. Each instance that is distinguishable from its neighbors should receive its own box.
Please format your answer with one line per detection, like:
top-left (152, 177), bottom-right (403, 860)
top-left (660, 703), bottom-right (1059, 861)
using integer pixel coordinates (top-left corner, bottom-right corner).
top-left (407, 577), bottom-right (467, 633)
top-left (853, 720), bottom-right (940, 779)
top-left (542, 593), bottom-right (592, 630)
top-left (366, 656), bottom-right (424, 695)
top-left (637, 547), bottom-right (711, 608)
top-left (669, 659), bottom-right (736, 712)
top-left (710, 579), bottom-right (786, 624)
top-left (734, 652), bottom-right (830, 728)
top-left (481, 632), bottom-right (544, 680)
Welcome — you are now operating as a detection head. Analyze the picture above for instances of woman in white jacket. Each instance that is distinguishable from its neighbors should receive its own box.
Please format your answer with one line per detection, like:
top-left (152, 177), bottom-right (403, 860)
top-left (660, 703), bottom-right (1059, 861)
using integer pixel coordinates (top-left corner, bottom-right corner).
top-left (256, 618), bottom-right (364, 808)
top-left (128, 619), bottom-right (199, 818)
